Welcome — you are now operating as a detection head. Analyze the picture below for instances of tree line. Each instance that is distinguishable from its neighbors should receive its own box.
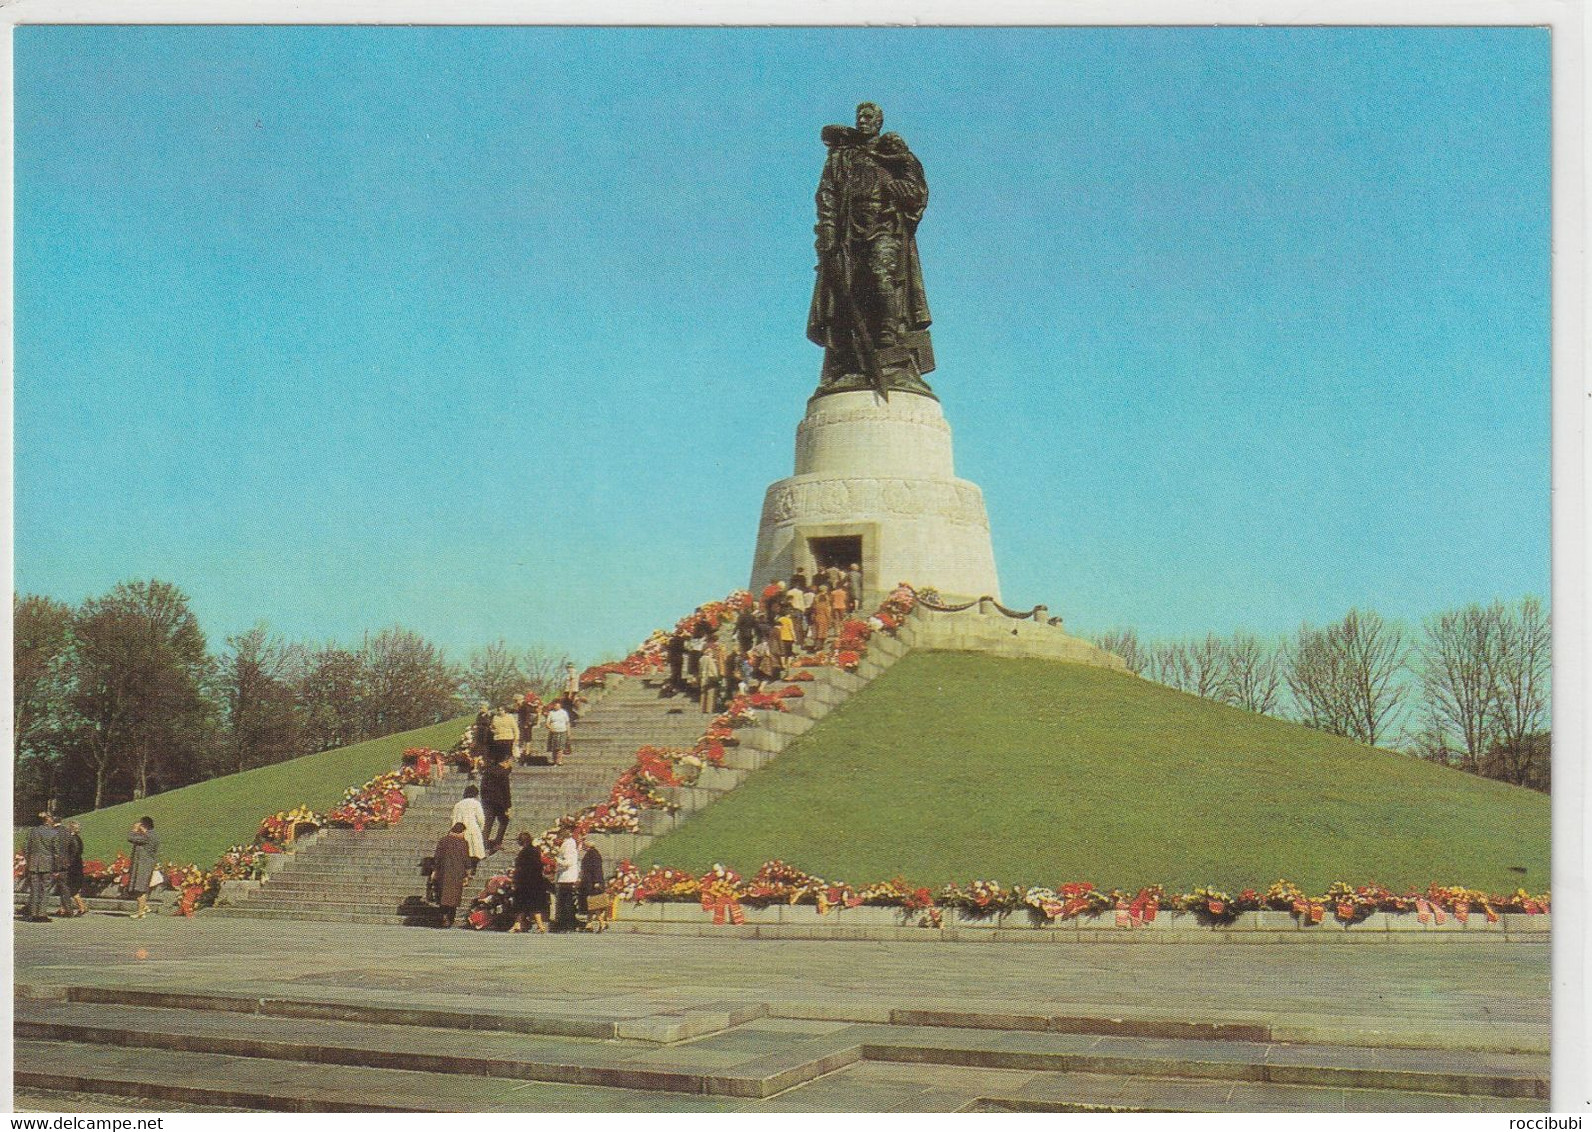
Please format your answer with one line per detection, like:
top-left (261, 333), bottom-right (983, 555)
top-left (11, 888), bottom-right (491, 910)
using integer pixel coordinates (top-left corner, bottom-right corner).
top-left (1091, 596), bottom-right (1550, 792)
top-left (13, 580), bottom-right (574, 821)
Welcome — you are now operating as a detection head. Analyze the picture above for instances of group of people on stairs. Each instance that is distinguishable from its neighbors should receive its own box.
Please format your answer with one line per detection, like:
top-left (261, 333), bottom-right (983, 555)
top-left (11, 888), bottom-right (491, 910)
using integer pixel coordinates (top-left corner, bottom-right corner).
top-left (430, 815), bottom-right (606, 933)
top-left (428, 677), bottom-right (606, 931)
top-left (661, 562), bottom-right (864, 711)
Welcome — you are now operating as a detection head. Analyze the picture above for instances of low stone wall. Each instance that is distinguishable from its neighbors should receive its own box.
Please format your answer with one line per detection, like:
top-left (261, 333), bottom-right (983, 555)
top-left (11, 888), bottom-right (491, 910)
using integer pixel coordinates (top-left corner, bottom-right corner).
top-left (899, 604), bottom-right (1126, 669)
top-left (607, 901), bottom-right (1551, 943)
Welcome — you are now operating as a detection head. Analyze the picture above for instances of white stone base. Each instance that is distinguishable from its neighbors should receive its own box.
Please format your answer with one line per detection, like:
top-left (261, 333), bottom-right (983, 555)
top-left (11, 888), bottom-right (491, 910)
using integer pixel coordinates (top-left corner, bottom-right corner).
top-left (897, 607), bottom-right (1128, 670)
top-left (750, 391), bottom-right (1000, 604)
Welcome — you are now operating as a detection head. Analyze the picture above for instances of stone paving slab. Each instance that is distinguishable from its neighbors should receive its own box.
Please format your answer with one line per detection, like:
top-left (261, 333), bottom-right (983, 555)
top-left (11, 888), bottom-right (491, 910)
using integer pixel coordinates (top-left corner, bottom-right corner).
top-left (14, 914), bottom-right (1550, 1025)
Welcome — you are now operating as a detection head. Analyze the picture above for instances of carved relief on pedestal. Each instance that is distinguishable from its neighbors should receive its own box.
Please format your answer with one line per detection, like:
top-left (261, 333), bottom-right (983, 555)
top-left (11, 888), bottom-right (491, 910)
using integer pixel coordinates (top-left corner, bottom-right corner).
top-left (800, 406), bottom-right (951, 433)
top-left (761, 476), bottom-right (990, 530)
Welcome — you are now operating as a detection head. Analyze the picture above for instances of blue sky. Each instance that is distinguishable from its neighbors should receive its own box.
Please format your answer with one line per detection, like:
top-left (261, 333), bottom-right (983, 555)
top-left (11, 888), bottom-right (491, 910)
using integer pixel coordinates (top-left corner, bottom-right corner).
top-left (13, 26), bottom-right (1550, 665)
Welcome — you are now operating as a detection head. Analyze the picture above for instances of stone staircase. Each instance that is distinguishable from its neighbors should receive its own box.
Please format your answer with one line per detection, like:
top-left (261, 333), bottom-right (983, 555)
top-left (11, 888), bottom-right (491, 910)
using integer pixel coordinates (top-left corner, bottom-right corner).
top-left (209, 678), bottom-right (717, 925)
top-left (205, 601), bottom-right (1067, 927)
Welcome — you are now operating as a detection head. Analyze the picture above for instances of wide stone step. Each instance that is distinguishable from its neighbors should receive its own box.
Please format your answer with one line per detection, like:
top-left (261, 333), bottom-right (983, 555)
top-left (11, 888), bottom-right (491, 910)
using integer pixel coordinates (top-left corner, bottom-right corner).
top-left (851, 1028), bottom-right (1547, 1100)
top-left (571, 722), bottom-right (711, 734)
top-left (12, 1086), bottom-right (256, 1114)
top-left (11, 1041), bottom-right (742, 1113)
top-left (286, 850), bottom-right (526, 868)
top-left (235, 903), bottom-right (430, 921)
top-left (249, 865), bottom-right (525, 888)
top-left (13, 1001), bottom-right (1548, 1105)
top-left (48, 986), bottom-right (639, 1038)
top-left (235, 903), bottom-right (437, 922)
top-left (247, 868), bottom-right (492, 888)
top-left (12, 1037), bottom-right (1531, 1115)
top-left (13, 894), bottom-right (175, 915)
top-left (960, 1069), bottom-right (1531, 1114)
top-left (205, 906), bottom-right (416, 925)
top-left (284, 861), bottom-right (477, 876)
top-left (239, 882), bottom-right (435, 902)
top-left (11, 1001), bottom-right (853, 1099)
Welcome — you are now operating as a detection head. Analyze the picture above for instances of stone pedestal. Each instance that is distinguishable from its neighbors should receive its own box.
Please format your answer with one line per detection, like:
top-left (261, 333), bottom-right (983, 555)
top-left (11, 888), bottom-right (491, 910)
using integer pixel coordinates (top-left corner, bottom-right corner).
top-left (750, 390), bottom-right (1000, 604)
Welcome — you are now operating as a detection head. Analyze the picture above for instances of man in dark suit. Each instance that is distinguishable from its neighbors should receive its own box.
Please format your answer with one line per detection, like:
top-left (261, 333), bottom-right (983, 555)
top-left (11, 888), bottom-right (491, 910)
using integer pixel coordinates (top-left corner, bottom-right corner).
top-left (21, 812), bottom-right (62, 922)
top-left (480, 755), bottom-right (513, 855)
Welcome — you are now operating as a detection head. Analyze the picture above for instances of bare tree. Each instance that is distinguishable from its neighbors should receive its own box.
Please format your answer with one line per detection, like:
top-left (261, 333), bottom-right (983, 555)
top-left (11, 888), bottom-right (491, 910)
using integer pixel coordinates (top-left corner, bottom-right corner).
top-left (521, 645), bottom-right (574, 699)
top-left (1420, 602), bottom-right (1502, 772)
top-left (1220, 631), bottom-right (1282, 715)
top-left (1488, 596), bottom-right (1550, 787)
top-left (1148, 636), bottom-right (1224, 699)
top-left (1091, 628), bottom-right (1149, 675)
top-left (1150, 641), bottom-right (1194, 692)
top-left (1284, 622), bottom-right (1348, 734)
top-left (463, 640), bottom-right (528, 709)
top-left (1188, 634), bottom-right (1225, 699)
top-left (1285, 609), bottom-right (1409, 747)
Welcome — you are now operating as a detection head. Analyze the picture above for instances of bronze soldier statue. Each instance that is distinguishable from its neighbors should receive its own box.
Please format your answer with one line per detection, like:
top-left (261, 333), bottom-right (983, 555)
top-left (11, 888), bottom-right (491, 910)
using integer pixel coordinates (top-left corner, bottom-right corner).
top-left (806, 102), bottom-right (936, 400)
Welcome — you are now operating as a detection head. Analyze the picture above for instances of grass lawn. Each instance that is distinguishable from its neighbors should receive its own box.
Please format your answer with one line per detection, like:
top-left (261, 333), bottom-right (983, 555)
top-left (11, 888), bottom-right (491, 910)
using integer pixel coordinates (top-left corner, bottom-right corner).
top-left (20, 717), bottom-right (470, 869)
top-left (647, 652), bottom-right (1551, 893)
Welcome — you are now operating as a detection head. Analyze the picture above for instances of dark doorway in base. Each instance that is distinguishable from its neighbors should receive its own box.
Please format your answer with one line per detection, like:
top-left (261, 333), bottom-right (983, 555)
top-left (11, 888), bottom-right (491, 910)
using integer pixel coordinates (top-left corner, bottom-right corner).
top-left (808, 535), bottom-right (863, 575)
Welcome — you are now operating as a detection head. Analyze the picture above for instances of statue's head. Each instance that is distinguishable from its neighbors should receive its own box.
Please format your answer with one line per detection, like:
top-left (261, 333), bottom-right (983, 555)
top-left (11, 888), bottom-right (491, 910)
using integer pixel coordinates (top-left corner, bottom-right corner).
top-left (855, 102), bottom-right (883, 138)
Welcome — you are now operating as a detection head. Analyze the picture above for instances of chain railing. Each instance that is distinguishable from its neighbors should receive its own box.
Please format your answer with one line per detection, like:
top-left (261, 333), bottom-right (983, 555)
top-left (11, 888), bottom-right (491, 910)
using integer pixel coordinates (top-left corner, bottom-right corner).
top-left (914, 591), bottom-right (1064, 627)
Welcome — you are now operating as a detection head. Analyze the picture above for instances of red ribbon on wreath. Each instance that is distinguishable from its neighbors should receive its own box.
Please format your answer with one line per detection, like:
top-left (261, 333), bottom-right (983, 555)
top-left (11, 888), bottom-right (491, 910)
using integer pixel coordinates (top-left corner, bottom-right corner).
top-left (1128, 888), bottom-right (1159, 926)
top-left (701, 889), bottom-right (746, 926)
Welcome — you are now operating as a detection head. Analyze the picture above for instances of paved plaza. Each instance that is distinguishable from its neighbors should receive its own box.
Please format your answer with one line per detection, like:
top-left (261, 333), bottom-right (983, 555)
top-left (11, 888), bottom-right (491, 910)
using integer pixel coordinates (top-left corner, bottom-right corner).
top-left (12, 913), bottom-right (1551, 1112)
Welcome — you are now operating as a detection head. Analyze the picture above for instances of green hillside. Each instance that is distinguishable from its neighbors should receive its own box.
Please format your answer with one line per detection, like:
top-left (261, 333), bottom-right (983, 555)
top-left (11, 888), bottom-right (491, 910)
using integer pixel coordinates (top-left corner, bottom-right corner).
top-left (648, 652), bottom-right (1551, 892)
top-left (20, 717), bottom-right (469, 869)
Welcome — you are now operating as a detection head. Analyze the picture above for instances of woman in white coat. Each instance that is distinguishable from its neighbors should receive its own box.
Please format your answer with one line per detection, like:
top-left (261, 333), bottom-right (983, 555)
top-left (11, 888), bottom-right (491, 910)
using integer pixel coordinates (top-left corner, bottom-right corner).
top-left (553, 829), bottom-right (581, 931)
top-left (450, 783), bottom-right (487, 868)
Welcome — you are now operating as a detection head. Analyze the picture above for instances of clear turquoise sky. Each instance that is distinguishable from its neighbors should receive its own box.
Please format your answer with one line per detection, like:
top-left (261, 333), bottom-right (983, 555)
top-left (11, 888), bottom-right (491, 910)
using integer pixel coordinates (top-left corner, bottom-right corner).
top-left (13, 26), bottom-right (1550, 665)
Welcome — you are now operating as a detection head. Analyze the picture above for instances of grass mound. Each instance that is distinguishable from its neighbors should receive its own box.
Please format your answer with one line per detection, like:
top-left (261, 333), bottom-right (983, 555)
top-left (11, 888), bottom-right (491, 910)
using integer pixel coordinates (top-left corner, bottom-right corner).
top-left (647, 652), bottom-right (1550, 892)
top-left (24, 717), bottom-right (469, 869)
